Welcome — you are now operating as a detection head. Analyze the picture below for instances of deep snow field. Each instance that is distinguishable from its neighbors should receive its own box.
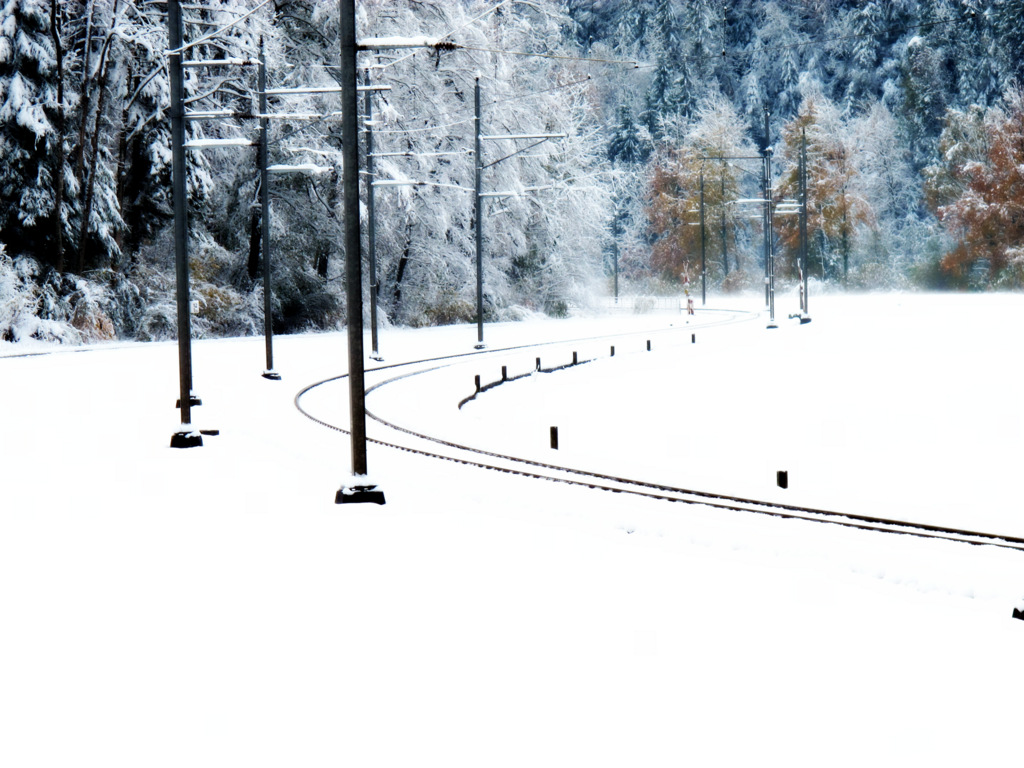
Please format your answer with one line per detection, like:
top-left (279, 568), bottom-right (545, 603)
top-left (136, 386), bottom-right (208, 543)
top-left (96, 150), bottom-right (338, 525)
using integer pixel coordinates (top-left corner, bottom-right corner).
top-left (2, 290), bottom-right (1024, 767)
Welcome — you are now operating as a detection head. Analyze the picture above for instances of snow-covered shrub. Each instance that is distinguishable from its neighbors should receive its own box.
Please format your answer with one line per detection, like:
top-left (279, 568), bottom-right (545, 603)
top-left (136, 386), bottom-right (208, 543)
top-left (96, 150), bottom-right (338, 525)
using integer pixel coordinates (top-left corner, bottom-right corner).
top-left (191, 283), bottom-right (262, 339)
top-left (272, 267), bottom-right (342, 334)
top-left (0, 252), bottom-right (84, 343)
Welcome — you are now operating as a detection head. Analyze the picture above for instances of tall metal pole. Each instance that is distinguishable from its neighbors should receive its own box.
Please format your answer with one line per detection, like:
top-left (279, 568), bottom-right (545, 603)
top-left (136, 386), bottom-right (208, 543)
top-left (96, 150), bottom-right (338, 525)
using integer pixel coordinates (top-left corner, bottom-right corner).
top-left (365, 68), bottom-right (381, 360)
top-left (474, 77), bottom-right (485, 349)
top-left (720, 168), bottom-right (728, 276)
top-left (168, 0), bottom-right (201, 448)
top-left (613, 240), bottom-right (619, 302)
top-left (259, 38), bottom-right (280, 380)
top-left (699, 170), bottom-right (706, 306)
top-left (336, 0), bottom-right (384, 504)
top-left (800, 127), bottom-right (810, 318)
top-left (764, 106), bottom-right (776, 328)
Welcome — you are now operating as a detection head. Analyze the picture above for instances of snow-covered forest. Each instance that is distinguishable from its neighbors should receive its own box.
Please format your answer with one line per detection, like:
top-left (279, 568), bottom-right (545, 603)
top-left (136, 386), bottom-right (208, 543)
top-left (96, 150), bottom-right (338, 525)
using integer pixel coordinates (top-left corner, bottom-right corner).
top-left (1, 0), bottom-right (1022, 344)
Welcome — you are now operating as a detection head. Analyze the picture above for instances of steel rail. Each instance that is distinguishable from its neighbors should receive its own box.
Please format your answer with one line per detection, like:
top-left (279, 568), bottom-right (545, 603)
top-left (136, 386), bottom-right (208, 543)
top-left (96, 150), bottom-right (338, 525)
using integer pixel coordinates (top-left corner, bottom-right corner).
top-left (295, 315), bottom-right (1024, 554)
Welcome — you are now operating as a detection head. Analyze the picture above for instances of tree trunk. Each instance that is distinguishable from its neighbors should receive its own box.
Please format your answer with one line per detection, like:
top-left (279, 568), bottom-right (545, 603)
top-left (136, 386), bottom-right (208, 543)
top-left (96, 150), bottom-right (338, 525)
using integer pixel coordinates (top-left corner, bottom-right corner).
top-left (78, 47), bottom-right (113, 273)
top-left (77, 6), bottom-right (120, 273)
top-left (392, 220), bottom-right (413, 314)
top-left (50, 1), bottom-right (65, 273)
top-left (114, 63), bottom-right (132, 260)
top-left (73, 0), bottom-right (97, 183)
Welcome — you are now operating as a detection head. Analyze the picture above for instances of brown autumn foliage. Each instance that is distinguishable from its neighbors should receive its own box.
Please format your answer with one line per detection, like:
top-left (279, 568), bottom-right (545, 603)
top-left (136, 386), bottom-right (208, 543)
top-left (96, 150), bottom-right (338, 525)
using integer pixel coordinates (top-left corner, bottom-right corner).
top-left (775, 94), bottom-right (873, 282)
top-left (925, 86), bottom-right (1024, 285)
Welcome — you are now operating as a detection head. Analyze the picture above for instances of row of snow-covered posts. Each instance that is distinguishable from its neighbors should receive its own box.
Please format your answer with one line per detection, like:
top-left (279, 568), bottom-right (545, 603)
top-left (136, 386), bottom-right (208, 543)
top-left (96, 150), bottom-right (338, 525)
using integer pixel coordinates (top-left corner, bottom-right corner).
top-left (165, 0), bottom-right (574, 505)
top-left (458, 335), bottom-right (702, 453)
top-left (165, 0), bottom-right (388, 505)
top-left (457, 335), bottom-right (697, 410)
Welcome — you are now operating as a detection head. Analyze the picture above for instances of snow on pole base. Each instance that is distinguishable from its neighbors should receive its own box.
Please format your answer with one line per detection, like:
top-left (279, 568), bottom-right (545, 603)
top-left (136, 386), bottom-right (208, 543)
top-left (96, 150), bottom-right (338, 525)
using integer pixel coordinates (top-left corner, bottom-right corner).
top-left (170, 426), bottom-right (203, 449)
top-left (335, 476), bottom-right (386, 505)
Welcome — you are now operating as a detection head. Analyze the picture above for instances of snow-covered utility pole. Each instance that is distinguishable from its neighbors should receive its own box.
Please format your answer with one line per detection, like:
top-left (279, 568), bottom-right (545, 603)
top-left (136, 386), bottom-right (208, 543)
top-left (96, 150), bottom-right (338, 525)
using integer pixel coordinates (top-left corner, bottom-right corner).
top-left (473, 77), bottom-right (565, 349)
top-left (258, 38), bottom-right (280, 381)
top-left (336, 0), bottom-right (385, 505)
top-left (700, 171), bottom-right (706, 306)
top-left (800, 128), bottom-right (810, 319)
top-left (334, 24), bottom-right (465, 502)
top-left (764, 106), bottom-right (777, 330)
top-left (168, 0), bottom-right (202, 449)
top-left (364, 69), bottom-right (382, 361)
top-left (474, 77), bottom-right (484, 349)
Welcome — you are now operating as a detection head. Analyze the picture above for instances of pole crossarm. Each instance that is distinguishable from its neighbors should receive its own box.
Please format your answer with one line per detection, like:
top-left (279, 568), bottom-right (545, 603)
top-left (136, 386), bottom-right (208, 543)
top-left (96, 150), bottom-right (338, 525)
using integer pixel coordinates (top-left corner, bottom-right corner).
top-left (356, 36), bottom-right (458, 51)
top-left (186, 110), bottom-right (344, 121)
top-left (372, 179), bottom-right (426, 187)
top-left (264, 85), bottom-right (391, 95)
top-left (481, 133), bottom-right (566, 141)
top-left (184, 137), bottom-right (255, 148)
top-left (182, 58), bottom-right (258, 67)
top-left (267, 163), bottom-right (332, 174)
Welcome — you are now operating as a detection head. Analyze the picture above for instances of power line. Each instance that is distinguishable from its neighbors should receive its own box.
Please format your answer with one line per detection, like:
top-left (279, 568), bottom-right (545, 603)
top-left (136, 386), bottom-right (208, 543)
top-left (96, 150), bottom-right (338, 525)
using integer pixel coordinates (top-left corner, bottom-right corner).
top-left (457, 44), bottom-right (637, 67)
top-left (488, 75), bottom-right (592, 107)
top-left (167, 0), bottom-right (274, 55)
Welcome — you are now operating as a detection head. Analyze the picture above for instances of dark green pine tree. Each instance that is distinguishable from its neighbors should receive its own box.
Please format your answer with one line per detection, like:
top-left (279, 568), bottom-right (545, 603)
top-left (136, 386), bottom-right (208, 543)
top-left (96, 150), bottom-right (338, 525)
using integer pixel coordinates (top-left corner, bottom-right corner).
top-left (840, 1), bottom-right (885, 109)
top-left (992, 0), bottom-right (1024, 85)
top-left (642, 58), bottom-right (671, 137)
top-left (948, 0), bottom-right (1002, 107)
top-left (608, 104), bottom-right (649, 165)
top-left (897, 35), bottom-right (949, 170)
top-left (0, 0), bottom-right (66, 267)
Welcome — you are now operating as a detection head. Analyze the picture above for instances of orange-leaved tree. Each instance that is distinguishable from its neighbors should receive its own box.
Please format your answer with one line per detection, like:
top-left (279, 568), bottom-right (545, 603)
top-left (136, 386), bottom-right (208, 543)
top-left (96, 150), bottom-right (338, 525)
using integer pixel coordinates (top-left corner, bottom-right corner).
top-left (925, 85), bottom-right (1024, 286)
top-left (776, 89), bottom-right (873, 284)
top-left (647, 92), bottom-right (756, 286)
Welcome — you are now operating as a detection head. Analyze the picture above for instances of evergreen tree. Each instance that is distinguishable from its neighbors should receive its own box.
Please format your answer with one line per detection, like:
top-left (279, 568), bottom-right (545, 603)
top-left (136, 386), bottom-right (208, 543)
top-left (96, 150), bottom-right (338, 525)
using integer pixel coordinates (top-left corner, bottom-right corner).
top-left (895, 35), bottom-right (949, 170)
top-left (116, 2), bottom-right (173, 255)
top-left (947, 0), bottom-right (1001, 108)
top-left (607, 104), bottom-right (650, 164)
top-left (641, 58), bottom-right (671, 137)
top-left (992, 0), bottom-right (1024, 86)
top-left (0, 0), bottom-right (63, 266)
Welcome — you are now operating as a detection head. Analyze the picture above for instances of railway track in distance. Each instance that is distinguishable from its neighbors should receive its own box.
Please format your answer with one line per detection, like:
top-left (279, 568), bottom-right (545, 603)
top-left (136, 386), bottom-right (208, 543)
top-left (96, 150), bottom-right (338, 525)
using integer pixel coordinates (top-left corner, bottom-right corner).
top-left (295, 313), bottom-right (1024, 555)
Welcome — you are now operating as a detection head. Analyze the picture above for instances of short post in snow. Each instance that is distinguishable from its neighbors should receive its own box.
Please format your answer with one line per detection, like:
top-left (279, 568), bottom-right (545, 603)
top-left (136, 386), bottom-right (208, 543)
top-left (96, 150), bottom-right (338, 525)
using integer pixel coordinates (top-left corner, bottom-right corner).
top-left (550, 426), bottom-right (559, 450)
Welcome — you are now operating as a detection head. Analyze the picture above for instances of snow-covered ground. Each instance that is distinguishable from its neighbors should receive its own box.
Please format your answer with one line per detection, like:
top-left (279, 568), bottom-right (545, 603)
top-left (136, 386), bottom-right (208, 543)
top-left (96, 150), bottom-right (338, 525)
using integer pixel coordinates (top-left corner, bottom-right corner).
top-left (2, 291), bottom-right (1023, 767)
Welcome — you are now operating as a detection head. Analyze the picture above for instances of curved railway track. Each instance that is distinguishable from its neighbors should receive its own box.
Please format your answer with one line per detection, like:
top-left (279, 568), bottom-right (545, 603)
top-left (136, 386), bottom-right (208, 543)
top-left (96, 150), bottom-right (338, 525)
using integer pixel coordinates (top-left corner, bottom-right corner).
top-left (295, 313), bottom-right (1024, 554)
